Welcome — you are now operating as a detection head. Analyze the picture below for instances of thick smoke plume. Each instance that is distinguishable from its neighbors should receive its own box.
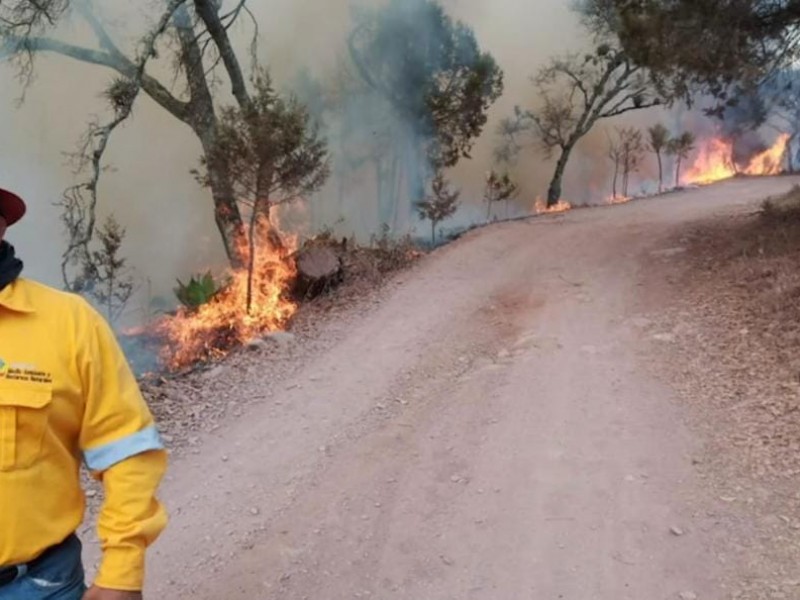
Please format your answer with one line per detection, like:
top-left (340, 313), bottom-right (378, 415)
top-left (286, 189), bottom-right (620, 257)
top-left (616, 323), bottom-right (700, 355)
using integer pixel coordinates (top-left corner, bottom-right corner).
top-left (1, 0), bottom-right (780, 326)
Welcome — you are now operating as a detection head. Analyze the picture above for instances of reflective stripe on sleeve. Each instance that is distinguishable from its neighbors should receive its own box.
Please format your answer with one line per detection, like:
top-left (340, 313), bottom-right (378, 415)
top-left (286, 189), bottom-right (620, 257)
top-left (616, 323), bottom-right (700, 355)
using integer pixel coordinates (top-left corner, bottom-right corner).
top-left (83, 426), bottom-right (164, 471)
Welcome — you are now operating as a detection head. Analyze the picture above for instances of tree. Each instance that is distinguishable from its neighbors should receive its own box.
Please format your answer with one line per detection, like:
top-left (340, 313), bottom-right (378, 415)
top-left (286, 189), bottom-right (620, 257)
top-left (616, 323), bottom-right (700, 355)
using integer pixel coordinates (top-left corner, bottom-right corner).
top-left (76, 215), bottom-right (135, 324)
top-left (348, 0), bottom-right (503, 226)
top-left (416, 172), bottom-right (460, 245)
top-left (607, 131), bottom-right (624, 199)
top-left (667, 132), bottom-right (696, 187)
top-left (194, 69), bottom-right (330, 314)
top-left (586, 0), bottom-right (800, 103)
top-left (618, 127), bottom-right (644, 197)
top-left (648, 123), bottom-right (669, 192)
top-left (484, 170), bottom-right (518, 220)
top-left (497, 42), bottom-right (659, 207)
top-left (0, 0), bottom-right (311, 284)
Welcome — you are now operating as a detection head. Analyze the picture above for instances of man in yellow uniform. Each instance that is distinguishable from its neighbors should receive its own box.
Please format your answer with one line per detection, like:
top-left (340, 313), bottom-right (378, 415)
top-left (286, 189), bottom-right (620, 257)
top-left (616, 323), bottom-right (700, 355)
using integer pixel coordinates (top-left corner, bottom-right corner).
top-left (0, 187), bottom-right (168, 599)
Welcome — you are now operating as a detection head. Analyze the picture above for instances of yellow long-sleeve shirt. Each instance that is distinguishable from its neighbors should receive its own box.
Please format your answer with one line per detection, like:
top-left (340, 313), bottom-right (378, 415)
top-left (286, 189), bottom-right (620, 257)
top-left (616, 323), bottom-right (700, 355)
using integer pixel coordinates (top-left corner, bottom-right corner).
top-left (0, 278), bottom-right (167, 591)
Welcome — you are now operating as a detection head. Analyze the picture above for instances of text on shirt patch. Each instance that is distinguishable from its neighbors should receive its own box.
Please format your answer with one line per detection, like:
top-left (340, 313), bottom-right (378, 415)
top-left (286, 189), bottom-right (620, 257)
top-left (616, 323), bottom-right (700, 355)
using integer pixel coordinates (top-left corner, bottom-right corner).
top-left (0, 358), bottom-right (53, 384)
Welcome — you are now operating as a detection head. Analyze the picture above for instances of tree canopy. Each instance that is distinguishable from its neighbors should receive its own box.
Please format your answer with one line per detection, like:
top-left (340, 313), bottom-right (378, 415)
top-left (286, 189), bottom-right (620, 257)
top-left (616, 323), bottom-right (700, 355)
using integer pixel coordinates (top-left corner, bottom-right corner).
top-left (498, 43), bottom-right (659, 206)
top-left (584, 0), bottom-right (800, 102)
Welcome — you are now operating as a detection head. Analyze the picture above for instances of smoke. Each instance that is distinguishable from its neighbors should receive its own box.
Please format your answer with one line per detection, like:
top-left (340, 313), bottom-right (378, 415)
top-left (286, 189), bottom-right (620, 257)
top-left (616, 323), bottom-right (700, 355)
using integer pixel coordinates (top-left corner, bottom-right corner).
top-left (0, 0), bottom-right (700, 325)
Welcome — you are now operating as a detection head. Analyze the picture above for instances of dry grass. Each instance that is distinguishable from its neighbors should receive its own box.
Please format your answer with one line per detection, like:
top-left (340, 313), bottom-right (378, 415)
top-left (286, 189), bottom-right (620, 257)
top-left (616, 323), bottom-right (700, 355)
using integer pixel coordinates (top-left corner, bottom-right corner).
top-left (676, 189), bottom-right (800, 478)
top-left (646, 188), bottom-right (800, 599)
top-left (299, 229), bottom-right (422, 287)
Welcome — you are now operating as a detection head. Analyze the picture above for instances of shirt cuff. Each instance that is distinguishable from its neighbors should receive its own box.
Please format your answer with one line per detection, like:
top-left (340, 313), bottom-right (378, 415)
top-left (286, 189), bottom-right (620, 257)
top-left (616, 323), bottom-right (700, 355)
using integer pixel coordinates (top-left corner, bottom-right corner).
top-left (93, 544), bottom-right (145, 591)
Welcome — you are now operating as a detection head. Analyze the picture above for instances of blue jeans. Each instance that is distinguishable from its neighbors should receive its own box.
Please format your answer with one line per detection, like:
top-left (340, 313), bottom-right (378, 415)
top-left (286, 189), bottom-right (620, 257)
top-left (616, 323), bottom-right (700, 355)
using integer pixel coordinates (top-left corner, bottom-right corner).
top-left (0, 535), bottom-right (86, 600)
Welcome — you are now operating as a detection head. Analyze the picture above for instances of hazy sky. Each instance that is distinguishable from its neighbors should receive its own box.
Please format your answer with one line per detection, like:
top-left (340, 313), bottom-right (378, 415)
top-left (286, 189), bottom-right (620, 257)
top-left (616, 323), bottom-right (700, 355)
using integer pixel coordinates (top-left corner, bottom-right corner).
top-left (0, 0), bottom-right (620, 314)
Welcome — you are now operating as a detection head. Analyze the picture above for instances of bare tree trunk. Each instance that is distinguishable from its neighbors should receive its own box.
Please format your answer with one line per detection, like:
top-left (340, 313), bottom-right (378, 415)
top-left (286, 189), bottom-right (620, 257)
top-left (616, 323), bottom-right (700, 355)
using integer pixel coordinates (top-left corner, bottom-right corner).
top-left (546, 146), bottom-right (572, 207)
top-left (656, 151), bottom-right (663, 193)
top-left (175, 4), bottom-right (247, 269)
top-left (106, 275), bottom-right (114, 323)
top-left (376, 154), bottom-right (399, 231)
top-left (622, 164), bottom-right (630, 197)
top-left (612, 159), bottom-right (619, 198)
top-left (431, 220), bottom-right (436, 245)
top-left (201, 151), bottom-right (247, 268)
top-left (675, 156), bottom-right (682, 187)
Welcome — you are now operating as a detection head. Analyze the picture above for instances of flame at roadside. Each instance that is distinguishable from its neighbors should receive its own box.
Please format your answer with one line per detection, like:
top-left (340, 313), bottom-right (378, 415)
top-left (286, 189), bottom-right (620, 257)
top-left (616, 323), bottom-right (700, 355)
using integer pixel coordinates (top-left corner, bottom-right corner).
top-left (534, 197), bottom-right (572, 214)
top-left (155, 218), bottom-right (297, 370)
top-left (684, 134), bottom-right (790, 186)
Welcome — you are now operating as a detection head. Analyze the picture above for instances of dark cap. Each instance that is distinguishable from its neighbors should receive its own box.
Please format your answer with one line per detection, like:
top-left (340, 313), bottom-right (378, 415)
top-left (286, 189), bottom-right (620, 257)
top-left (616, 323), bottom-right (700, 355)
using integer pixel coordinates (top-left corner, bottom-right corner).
top-left (0, 188), bottom-right (26, 226)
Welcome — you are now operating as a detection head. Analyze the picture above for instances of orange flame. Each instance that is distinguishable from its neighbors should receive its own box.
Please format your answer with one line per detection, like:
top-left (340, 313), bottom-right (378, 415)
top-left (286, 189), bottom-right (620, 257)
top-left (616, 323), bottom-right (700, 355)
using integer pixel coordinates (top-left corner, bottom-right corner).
top-left (156, 218), bottom-right (297, 370)
top-left (684, 134), bottom-right (789, 186)
top-left (534, 197), bottom-right (572, 214)
top-left (607, 194), bottom-right (632, 205)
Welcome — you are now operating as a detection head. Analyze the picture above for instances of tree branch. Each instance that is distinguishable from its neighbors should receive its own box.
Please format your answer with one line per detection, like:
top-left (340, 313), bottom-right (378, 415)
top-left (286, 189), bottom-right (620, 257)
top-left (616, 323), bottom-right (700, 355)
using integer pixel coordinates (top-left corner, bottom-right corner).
top-left (173, 3), bottom-right (215, 124)
top-left (1, 33), bottom-right (191, 121)
top-left (193, 0), bottom-right (253, 113)
top-left (57, 0), bottom-right (189, 289)
top-left (558, 65), bottom-right (591, 109)
top-left (602, 99), bottom-right (660, 118)
top-left (601, 86), bottom-right (649, 117)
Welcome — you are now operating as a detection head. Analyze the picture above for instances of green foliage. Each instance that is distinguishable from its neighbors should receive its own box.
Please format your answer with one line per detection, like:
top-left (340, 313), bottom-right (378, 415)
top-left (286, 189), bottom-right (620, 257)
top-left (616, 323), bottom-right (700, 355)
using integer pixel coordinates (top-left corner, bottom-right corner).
top-left (607, 127), bottom-right (644, 197)
top-left (648, 124), bottom-right (669, 153)
top-left (667, 131), bottom-right (696, 187)
top-left (195, 67), bottom-right (330, 313)
top-left (174, 272), bottom-right (224, 309)
top-left (580, 0), bottom-right (800, 103)
top-left (484, 170), bottom-right (518, 219)
top-left (648, 123), bottom-right (670, 192)
top-left (496, 34), bottom-right (659, 206)
top-left (667, 132), bottom-right (696, 159)
top-left (72, 215), bottom-right (135, 324)
top-left (196, 68), bottom-right (330, 208)
top-left (416, 171), bottom-right (460, 244)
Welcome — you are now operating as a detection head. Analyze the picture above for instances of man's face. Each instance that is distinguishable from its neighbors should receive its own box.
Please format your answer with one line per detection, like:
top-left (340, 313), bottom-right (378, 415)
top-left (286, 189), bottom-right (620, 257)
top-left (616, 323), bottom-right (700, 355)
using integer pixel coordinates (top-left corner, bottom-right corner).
top-left (0, 216), bottom-right (6, 242)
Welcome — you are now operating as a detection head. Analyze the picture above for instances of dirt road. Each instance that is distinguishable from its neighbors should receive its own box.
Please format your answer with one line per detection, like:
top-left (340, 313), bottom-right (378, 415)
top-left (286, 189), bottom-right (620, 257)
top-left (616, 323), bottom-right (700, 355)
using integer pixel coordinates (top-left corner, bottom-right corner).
top-left (97, 177), bottom-right (800, 599)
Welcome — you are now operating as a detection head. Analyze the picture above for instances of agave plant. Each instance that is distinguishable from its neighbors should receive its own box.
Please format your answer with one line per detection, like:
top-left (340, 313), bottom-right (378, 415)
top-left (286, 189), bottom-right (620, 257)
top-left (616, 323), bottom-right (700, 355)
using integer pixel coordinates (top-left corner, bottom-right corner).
top-left (174, 272), bottom-right (225, 309)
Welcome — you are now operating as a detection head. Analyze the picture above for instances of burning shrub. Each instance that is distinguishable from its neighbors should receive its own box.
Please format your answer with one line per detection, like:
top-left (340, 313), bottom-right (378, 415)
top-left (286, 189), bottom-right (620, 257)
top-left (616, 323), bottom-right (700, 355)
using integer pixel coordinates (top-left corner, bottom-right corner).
top-left (156, 220), bottom-right (297, 371)
top-left (683, 134), bottom-right (789, 186)
top-left (195, 67), bottom-right (329, 316)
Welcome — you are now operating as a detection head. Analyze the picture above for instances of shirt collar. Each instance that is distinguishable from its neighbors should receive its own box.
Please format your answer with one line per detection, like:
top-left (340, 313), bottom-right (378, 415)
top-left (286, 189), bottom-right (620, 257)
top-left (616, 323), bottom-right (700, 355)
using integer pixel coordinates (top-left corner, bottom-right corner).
top-left (0, 279), bottom-right (36, 313)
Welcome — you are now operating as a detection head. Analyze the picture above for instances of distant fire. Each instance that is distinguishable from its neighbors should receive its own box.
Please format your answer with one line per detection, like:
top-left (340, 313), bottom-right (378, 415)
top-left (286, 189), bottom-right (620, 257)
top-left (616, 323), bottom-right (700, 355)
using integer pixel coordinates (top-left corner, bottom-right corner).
top-left (534, 197), bottom-right (572, 214)
top-left (684, 133), bottom-right (790, 186)
top-left (155, 218), bottom-right (297, 370)
top-left (607, 194), bottom-right (632, 205)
